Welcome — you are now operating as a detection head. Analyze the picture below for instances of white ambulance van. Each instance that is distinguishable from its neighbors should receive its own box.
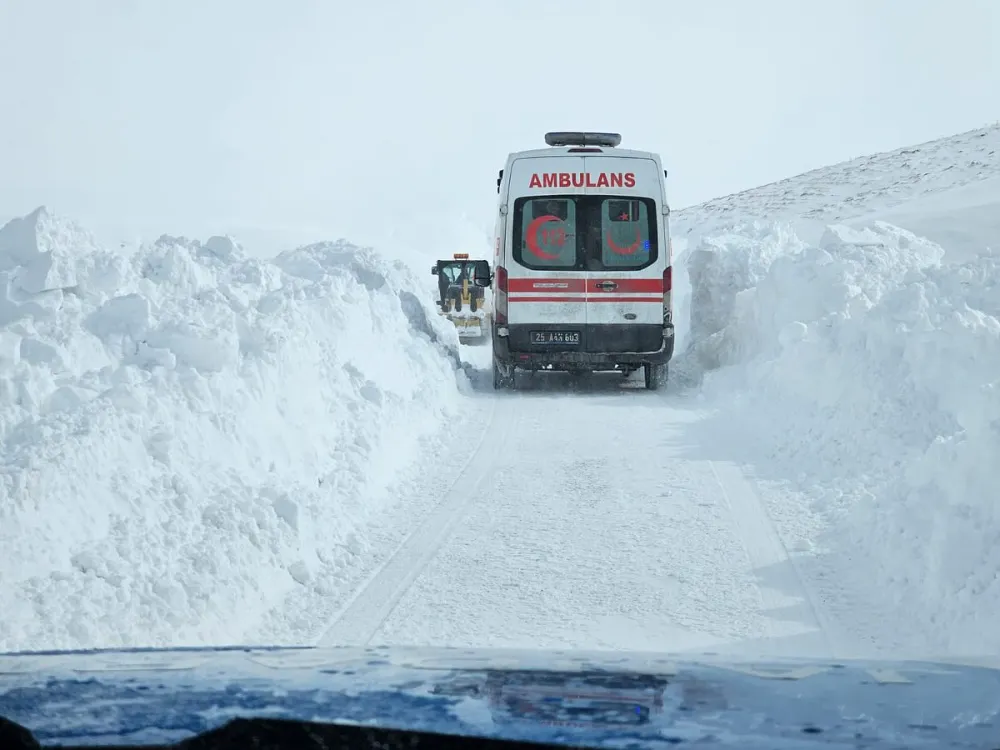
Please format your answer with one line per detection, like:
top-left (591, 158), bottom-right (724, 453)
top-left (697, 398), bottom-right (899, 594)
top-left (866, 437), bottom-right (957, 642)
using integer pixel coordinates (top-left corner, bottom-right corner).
top-left (470, 131), bottom-right (674, 390)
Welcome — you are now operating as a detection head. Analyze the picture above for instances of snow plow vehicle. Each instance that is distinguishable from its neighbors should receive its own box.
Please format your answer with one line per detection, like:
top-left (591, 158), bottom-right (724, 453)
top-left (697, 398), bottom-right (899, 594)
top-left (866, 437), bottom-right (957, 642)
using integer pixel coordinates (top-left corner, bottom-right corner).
top-left (432, 253), bottom-right (491, 345)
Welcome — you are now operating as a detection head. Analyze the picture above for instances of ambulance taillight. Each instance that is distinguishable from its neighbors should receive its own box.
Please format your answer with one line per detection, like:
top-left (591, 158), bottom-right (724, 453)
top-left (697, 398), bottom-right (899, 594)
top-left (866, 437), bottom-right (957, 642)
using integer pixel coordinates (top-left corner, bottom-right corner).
top-left (663, 266), bottom-right (673, 326)
top-left (494, 265), bottom-right (508, 325)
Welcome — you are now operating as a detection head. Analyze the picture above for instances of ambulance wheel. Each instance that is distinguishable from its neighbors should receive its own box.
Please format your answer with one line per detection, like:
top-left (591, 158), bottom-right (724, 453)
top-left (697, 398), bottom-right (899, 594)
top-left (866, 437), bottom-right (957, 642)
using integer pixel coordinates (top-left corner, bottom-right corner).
top-left (643, 363), bottom-right (667, 391)
top-left (493, 357), bottom-right (514, 390)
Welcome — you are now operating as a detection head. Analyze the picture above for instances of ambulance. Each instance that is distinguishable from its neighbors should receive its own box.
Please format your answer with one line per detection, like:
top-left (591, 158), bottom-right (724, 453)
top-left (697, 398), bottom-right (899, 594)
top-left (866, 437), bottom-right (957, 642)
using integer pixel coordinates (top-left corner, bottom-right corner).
top-left (470, 131), bottom-right (674, 390)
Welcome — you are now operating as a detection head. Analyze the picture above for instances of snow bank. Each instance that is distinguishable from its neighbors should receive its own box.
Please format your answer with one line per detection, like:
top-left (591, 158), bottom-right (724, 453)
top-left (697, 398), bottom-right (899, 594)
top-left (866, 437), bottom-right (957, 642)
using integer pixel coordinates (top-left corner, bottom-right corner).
top-left (844, 175), bottom-right (1000, 264)
top-left (0, 207), bottom-right (466, 652)
top-left (683, 220), bottom-right (1000, 654)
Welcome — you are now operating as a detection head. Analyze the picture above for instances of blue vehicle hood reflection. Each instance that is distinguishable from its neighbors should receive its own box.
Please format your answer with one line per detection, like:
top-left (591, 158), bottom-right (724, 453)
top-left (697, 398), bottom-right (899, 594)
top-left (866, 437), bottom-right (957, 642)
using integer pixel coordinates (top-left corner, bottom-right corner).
top-left (1, 645), bottom-right (998, 748)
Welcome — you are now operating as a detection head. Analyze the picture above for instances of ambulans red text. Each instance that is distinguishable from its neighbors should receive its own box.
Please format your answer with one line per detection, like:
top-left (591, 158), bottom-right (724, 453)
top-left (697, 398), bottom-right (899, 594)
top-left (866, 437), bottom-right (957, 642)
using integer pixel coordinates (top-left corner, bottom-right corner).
top-left (528, 172), bottom-right (636, 189)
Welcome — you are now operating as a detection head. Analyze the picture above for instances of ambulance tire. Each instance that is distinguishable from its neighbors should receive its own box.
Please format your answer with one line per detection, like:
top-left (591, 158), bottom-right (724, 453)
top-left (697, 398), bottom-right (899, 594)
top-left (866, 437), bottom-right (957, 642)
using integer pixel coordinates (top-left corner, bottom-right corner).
top-left (643, 363), bottom-right (667, 391)
top-left (493, 357), bottom-right (515, 390)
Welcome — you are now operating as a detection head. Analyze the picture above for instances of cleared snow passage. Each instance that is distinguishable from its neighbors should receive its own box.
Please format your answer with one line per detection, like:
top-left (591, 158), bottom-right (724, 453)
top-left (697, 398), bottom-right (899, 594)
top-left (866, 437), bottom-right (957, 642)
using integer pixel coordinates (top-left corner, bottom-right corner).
top-left (320, 373), bottom-right (829, 657)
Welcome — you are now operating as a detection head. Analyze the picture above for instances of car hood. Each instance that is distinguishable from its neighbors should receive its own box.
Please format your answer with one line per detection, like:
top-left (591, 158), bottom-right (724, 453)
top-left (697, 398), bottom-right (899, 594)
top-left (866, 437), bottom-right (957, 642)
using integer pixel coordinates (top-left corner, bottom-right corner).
top-left (0, 645), bottom-right (998, 748)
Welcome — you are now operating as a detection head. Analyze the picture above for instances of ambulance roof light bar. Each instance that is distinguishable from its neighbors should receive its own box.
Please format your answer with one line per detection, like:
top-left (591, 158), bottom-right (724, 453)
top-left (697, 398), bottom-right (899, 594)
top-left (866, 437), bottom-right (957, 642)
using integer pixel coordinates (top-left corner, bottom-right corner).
top-left (544, 131), bottom-right (622, 148)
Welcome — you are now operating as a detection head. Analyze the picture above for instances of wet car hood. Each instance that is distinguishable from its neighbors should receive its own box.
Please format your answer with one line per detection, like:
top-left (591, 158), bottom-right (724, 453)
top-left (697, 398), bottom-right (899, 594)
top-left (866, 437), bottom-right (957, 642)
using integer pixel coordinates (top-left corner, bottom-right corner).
top-left (0, 645), bottom-right (997, 748)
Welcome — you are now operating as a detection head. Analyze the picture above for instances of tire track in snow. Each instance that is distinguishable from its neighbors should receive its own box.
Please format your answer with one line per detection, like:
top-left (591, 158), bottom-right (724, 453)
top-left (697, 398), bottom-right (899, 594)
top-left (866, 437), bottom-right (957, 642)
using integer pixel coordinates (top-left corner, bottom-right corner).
top-left (708, 460), bottom-right (835, 656)
top-left (366, 382), bottom-right (794, 652)
top-left (317, 392), bottom-right (515, 647)
top-left (320, 370), bottom-right (835, 656)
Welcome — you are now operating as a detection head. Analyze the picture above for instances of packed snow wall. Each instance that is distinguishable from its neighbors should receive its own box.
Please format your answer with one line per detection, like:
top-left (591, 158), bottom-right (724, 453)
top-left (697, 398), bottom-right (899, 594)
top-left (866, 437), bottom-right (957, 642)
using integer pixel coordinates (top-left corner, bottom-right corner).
top-left (0, 207), bottom-right (468, 651)
top-left (681, 218), bottom-right (1000, 654)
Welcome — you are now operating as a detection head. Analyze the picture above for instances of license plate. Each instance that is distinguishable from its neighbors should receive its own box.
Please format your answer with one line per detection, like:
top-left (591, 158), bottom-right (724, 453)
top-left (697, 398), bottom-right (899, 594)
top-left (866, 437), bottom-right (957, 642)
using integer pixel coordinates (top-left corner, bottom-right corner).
top-left (531, 331), bottom-right (580, 345)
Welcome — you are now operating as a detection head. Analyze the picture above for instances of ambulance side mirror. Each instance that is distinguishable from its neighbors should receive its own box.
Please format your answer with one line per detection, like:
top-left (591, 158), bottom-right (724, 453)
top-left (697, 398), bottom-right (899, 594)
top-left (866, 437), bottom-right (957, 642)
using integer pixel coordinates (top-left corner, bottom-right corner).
top-left (472, 260), bottom-right (492, 287)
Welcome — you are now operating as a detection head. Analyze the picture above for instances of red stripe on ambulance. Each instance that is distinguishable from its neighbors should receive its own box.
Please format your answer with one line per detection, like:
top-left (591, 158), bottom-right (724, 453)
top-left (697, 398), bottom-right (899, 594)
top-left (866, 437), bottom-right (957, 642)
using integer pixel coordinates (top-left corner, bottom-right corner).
top-left (508, 296), bottom-right (583, 303)
top-left (508, 278), bottom-right (662, 293)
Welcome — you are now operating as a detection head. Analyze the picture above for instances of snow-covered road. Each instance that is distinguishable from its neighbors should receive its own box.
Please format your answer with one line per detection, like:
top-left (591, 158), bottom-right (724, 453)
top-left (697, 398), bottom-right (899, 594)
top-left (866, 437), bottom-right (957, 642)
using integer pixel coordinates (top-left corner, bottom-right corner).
top-left (319, 358), bottom-right (830, 658)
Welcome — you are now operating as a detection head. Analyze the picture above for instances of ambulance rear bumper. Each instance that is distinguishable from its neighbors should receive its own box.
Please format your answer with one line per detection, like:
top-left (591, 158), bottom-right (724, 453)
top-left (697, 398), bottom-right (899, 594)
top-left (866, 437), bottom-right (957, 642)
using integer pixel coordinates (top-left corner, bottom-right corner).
top-left (493, 324), bottom-right (674, 368)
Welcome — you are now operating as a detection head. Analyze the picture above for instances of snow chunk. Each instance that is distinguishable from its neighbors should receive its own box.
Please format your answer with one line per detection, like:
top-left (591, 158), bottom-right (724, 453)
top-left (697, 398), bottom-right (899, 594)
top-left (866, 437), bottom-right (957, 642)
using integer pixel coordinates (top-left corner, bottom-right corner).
top-left (682, 221), bottom-right (805, 370)
top-left (0, 206), bottom-right (124, 296)
top-left (0, 208), bottom-right (465, 652)
top-left (203, 234), bottom-right (244, 261)
top-left (86, 293), bottom-right (152, 341)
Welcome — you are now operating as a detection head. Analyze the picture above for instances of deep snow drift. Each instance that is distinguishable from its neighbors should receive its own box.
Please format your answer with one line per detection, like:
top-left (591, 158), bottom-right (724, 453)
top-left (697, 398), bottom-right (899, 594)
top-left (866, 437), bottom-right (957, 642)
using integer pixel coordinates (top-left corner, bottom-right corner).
top-left (0, 207), bottom-right (467, 652)
top-left (681, 216), bottom-right (1000, 655)
top-left (674, 122), bottom-right (1000, 655)
top-left (670, 123), bottom-right (1000, 361)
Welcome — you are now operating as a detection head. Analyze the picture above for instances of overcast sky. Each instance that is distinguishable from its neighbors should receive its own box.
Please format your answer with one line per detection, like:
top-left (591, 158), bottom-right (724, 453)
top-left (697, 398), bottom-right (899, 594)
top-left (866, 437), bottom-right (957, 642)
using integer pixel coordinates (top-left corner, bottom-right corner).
top-left (1, 0), bottom-right (998, 259)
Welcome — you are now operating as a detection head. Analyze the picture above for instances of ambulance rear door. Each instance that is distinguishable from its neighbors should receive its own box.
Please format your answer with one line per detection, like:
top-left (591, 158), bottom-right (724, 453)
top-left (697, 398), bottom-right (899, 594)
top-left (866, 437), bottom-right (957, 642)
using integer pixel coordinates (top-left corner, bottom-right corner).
top-left (504, 155), bottom-right (588, 349)
top-left (581, 154), bottom-right (666, 354)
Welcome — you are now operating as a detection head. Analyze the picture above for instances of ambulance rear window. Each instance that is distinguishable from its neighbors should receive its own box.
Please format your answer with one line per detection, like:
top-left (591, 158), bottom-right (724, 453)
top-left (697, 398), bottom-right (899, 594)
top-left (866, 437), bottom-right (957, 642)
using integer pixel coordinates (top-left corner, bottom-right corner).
top-left (512, 196), bottom-right (658, 272)
top-left (601, 199), bottom-right (653, 269)
top-left (517, 198), bottom-right (577, 268)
